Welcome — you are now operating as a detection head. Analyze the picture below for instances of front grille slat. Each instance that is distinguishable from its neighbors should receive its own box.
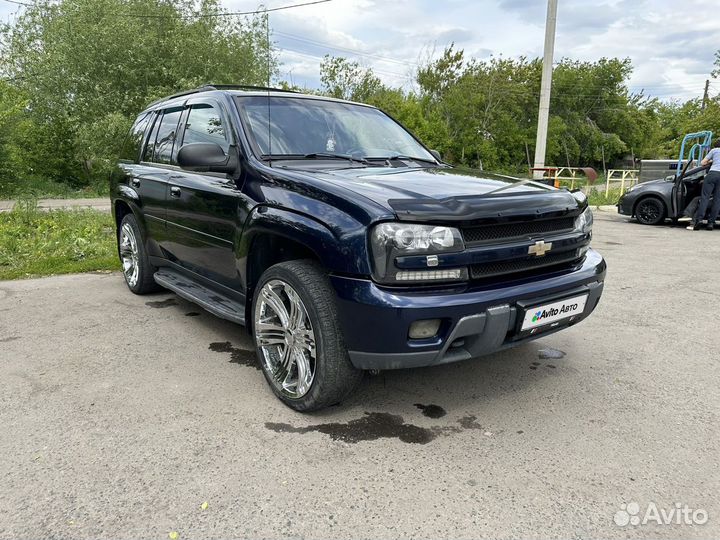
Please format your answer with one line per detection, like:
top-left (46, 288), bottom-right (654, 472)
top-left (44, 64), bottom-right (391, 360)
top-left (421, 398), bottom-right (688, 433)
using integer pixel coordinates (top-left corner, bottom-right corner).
top-left (470, 251), bottom-right (581, 280)
top-left (462, 217), bottom-right (575, 245)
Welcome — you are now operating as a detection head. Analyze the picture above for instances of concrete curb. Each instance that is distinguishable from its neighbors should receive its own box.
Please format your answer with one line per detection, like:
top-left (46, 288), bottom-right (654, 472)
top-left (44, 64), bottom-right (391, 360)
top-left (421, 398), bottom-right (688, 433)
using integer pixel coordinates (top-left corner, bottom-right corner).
top-left (0, 198), bottom-right (110, 213)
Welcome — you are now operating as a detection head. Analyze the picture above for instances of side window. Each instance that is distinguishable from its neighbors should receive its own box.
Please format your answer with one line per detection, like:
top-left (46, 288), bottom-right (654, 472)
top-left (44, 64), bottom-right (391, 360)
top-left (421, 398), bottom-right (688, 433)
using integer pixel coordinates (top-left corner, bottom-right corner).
top-left (120, 112), bottom-right (151, 162)
top-left (181, 104), bottom-right (229, 154)
top-left (152, 108), bottom-right (183, 164)
top-left (142, 112), bottom-right (161, 162)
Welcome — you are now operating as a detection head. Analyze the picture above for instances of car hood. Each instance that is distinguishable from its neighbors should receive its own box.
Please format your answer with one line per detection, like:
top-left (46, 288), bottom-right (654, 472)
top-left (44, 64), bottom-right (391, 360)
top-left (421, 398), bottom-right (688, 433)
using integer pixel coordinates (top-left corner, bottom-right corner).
top-left (302, 166), bottom-right (582, 222)
top-left (641, 178), bottom-right (670, 187)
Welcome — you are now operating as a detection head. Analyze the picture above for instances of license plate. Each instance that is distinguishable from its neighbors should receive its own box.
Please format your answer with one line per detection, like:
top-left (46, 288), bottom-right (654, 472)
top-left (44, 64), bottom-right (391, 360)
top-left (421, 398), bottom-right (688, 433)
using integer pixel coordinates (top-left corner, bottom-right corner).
top-left (521, 294), bottom-right (588, 331)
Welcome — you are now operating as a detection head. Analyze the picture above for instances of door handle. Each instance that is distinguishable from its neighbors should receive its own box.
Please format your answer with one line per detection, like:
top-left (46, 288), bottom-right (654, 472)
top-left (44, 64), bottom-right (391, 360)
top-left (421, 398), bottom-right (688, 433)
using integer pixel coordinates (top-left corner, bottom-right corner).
top-left (130, 178), bottom-right (141, 188)
top-left (170, 186), bottom-right (182, 198)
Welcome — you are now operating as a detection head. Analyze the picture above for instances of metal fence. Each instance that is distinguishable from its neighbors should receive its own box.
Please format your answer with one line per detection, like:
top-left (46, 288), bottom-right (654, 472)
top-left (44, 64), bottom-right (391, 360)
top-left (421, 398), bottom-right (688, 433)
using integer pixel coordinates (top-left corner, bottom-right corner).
top-left (605, 169), bottom-right (640, 196)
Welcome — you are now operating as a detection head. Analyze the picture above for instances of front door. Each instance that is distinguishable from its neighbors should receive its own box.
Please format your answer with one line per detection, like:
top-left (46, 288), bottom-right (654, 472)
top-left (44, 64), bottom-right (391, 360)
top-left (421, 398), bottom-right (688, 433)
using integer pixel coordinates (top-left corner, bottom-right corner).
top-left (163, 99), bottom-right (243, 292)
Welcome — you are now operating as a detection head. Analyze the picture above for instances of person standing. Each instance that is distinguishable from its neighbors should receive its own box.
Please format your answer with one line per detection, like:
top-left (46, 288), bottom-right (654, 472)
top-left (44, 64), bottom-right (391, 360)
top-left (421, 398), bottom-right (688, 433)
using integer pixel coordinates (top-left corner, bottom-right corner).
top-left (689, 139), bottom-right (720, 231)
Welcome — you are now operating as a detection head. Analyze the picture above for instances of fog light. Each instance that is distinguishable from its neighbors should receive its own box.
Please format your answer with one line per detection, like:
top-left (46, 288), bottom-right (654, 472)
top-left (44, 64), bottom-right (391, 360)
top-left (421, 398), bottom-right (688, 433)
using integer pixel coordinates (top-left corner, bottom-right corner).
top-left (409, 319), bottom-right (441, 340)
top-left (396, 269), bottom-right (464, 281)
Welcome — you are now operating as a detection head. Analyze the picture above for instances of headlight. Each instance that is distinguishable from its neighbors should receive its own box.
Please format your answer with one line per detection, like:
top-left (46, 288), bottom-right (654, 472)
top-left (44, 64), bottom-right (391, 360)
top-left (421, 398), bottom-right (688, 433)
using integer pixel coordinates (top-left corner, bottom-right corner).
top-left (625, 184), bottom-right (639, 193)
top-left (571, 190), bottom-right (587, 205)
top-left (370, 223), bottom-right (467, 284)
top-left (574, 207), bottom-right (593, 234)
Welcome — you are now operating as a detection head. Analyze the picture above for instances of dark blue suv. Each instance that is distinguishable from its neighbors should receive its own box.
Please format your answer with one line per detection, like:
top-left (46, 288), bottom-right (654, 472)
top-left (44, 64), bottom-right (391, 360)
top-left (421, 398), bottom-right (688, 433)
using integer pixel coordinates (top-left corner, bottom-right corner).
top-left (111, 85), bottom-right (606, 411)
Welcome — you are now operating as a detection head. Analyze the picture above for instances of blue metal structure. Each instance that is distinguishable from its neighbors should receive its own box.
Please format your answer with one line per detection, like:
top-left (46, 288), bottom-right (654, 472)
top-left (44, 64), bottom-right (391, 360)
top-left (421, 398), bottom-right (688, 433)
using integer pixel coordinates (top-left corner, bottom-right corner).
top-left (676, 130), bottom-right (713, 177)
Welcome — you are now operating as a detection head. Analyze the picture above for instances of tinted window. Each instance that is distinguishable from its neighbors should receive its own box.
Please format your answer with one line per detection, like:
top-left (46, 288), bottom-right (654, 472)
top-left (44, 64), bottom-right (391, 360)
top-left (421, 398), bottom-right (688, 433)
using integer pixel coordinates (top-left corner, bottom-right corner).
top-left (142, 113), bottom-right (160, 162)
top-left (120, 112), bottom-right (151, 162)
top-left (236, 96), bottom-right (434, 161)
top-left (182, 104), bottom-right (229, 153)
top-left (152, 108), bottom-right (182, 164)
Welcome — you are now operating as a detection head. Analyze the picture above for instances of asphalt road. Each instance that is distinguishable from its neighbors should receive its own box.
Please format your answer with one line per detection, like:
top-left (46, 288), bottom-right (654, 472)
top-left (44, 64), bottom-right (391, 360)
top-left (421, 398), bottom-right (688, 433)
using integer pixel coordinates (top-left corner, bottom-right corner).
top-left (1, 211), bottom-right (718, 539)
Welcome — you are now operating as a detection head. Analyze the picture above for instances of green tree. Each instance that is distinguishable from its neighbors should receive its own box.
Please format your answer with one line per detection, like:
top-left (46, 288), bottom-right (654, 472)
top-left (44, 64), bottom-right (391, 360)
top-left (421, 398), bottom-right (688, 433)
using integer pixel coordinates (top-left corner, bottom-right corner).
top-left (319, 55), bottom-right (383, 102)
top-left (0, 0), bottom-right (275, 190)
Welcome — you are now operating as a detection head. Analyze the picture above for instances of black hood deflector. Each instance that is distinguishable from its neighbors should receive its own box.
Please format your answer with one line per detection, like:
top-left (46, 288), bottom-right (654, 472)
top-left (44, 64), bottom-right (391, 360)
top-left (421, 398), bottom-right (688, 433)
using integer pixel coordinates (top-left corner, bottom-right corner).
top-left (388, 190), bottom-right (582, 223)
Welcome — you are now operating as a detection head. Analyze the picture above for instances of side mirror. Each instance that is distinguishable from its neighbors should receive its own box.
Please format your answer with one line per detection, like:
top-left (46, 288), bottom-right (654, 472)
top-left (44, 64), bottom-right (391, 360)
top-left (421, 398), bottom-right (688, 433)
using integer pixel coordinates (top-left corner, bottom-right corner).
top-left (430, 149), bottom-right (442, 162)
top-left (177, 143), bottom-right (238, 174)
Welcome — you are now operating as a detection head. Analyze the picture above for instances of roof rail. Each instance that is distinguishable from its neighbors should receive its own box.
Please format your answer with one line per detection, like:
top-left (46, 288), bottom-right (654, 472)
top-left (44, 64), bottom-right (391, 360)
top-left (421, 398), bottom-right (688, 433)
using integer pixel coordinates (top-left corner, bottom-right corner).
top-left (204, 84), bottom-right (299, 93)
top-left (148, 84), bottom-right (298, 107)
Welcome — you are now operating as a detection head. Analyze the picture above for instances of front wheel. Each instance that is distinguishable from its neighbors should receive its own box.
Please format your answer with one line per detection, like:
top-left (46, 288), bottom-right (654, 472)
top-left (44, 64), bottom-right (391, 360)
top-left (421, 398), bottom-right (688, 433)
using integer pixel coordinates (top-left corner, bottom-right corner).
top-left (635, 197), bottom-right (666, 225)
top-left (252, 260), bottom-right (363, 412)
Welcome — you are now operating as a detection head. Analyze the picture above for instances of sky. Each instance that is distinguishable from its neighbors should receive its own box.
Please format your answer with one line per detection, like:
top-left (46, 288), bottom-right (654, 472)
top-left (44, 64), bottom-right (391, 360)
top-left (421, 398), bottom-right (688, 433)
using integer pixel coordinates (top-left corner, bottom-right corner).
top-left (2, 0), bottom-right (719, 101)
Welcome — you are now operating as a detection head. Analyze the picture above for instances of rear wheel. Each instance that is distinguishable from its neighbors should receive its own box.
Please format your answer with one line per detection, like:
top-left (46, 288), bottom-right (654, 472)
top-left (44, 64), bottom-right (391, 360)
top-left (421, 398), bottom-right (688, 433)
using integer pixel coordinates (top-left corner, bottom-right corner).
top-left (118, 214), bottom-right (160, 294)
top-left (252, 260), bottom-right (362, 412)
top-left (635, 197), bottom-right (666, 225)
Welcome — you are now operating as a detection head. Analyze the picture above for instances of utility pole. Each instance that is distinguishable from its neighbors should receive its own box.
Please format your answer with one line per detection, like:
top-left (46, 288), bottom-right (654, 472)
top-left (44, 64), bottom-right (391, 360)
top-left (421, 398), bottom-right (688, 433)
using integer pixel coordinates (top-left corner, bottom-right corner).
top-left (702, 79), bottom-right (710, 110)
top-left (532, 0), bottom-right (558, 179)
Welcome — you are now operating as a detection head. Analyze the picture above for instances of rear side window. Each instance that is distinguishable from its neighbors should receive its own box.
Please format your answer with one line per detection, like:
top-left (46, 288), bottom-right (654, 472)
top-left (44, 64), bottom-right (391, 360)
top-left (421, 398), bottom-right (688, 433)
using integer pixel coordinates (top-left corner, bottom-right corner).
top-left (181, 104), bottom-right (229, 154)
top-left (151, 108), bottom-right (183, 164)
top-left (120, 112), bottom-right (151, 162)
top-left (142, 113), bottom-right (161, 162)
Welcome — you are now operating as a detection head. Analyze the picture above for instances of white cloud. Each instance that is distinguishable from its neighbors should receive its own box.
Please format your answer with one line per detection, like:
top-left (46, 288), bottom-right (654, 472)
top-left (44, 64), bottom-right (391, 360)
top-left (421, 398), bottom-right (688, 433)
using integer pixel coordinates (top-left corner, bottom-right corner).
top-left (1, 0), bottom-right (718, 100)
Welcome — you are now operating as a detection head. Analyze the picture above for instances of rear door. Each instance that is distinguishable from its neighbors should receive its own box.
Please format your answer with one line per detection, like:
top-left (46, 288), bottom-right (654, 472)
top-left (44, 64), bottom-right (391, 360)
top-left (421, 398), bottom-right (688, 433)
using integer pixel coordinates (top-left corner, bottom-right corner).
top-left (135, 107), bottom-right (184, 246)
top-left (163, 98), bottom-right (244, 291)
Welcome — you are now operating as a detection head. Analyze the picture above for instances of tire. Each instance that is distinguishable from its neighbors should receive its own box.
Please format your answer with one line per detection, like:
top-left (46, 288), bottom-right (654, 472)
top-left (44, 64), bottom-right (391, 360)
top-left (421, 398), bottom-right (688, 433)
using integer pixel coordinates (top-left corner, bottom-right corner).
top-left (118, 213), bottom-right (160, 294)
top-left (251, 260), bottom-right (363, 412)
top-left (635, 197), bottom-right (666, 225)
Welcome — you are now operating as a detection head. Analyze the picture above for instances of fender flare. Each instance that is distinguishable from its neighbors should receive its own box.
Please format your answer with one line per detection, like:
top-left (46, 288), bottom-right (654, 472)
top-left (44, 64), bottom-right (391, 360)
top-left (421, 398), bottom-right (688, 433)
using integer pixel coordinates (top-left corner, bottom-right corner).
top-left (239, 205), bottom-right (370, 276)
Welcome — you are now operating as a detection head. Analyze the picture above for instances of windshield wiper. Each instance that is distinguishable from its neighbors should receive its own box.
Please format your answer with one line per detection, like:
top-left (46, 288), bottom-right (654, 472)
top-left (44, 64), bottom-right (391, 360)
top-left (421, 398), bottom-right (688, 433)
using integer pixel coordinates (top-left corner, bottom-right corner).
top-left (303, 152), bottom-right (368, 164)
top-left (262, 153), bottom-right (368, 165)
top-left (364, 154), bottom-right (440, 166)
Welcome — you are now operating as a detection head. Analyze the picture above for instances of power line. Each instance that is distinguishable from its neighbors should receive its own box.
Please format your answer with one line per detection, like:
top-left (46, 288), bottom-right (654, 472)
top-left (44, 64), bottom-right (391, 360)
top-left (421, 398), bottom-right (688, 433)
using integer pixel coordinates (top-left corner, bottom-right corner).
top-left (277, 46), bottom-right (411, 80)
top-left (274, 30), bottom-right (420, 68)
top-left (1, 0), bottom-right (332, 18)
top-left (116, 0), bottom-right (331, 18)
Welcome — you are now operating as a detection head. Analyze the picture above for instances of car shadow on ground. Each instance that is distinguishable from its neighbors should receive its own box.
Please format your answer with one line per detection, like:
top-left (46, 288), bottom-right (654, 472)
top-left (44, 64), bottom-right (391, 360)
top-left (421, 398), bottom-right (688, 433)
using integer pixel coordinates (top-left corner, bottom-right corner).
top-left (144, 290), bottom-right (566, 428)
top-left (619, 215), bottom-right (717, 230)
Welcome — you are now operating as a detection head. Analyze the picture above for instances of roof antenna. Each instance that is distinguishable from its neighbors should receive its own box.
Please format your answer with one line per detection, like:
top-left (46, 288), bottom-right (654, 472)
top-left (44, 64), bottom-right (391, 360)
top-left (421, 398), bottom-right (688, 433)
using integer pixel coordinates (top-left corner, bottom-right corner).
top-left (264, 5), bottom-right (272, 164)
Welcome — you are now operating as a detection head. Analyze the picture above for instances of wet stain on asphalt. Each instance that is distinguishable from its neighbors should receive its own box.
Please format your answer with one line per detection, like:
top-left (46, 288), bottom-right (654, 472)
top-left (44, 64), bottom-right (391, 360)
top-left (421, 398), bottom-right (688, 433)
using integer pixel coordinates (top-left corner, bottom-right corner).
top-left (185, 312), bottom-right (200, 317)
top-left (538, 348), bottom-right (566, 360)
top-left (145, 298), bottom-right (178, 308)
top-left (458, 415), bottom-right (483, 429)
top-left (208, 341), bottom-right (259, 370)
top-left (414, 403), bottom-right (447, 418)
top-left (266, 412), bottom-right (439, 444)
top-left (0, 336), bottom-right (20, 343)
top-left (266, 411), bottom-right (496, 444)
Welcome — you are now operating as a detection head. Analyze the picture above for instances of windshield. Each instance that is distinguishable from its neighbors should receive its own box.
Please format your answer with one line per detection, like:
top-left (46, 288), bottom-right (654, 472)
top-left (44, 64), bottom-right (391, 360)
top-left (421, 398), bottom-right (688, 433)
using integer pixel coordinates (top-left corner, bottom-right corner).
top-left (235, 96), bottom-right (435, 162)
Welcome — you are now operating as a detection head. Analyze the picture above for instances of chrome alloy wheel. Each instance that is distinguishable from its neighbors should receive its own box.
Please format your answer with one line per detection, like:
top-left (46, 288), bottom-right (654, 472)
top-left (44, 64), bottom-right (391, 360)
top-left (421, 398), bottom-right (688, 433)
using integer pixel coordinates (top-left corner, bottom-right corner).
top-left (254, 279), bottom-right (317, 398)
top-left (119, 223), bottom-right (140, 288)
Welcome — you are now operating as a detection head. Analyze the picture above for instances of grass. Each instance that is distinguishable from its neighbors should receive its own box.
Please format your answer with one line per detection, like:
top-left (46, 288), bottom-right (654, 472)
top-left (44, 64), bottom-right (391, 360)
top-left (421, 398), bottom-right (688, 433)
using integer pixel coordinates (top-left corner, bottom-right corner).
top-left (0, 201), bottom-right (119, 280)
top-left (0, 177), bottom-right (108, 200)
top-left (588, 187), bottom-right (623, 206)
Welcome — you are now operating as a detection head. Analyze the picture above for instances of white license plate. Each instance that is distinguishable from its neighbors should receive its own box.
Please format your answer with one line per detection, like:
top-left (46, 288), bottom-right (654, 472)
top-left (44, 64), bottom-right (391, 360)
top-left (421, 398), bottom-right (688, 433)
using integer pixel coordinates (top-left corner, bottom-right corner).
top-left (521, 294), bottom-right (588, 331)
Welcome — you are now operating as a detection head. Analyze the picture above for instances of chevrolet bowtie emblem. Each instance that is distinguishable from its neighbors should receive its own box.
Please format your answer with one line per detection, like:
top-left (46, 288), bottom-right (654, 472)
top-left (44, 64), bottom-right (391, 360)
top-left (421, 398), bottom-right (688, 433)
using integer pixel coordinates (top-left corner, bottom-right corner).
top-left (528, 240), bottom-right (552, 257)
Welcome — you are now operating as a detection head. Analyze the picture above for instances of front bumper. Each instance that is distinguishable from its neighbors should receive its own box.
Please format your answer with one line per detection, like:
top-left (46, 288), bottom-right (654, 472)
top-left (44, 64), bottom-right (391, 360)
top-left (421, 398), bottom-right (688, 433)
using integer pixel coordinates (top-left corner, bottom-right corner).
top-left (332, 249), bottom-right (606, 370)
top-left (617, 194), bottom-right (635, 216)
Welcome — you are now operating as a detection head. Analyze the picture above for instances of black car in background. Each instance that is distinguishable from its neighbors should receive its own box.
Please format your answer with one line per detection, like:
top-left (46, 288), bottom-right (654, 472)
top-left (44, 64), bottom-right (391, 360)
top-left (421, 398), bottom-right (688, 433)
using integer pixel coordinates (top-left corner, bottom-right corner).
top-left (618, 163), bottom-right (711, 225)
